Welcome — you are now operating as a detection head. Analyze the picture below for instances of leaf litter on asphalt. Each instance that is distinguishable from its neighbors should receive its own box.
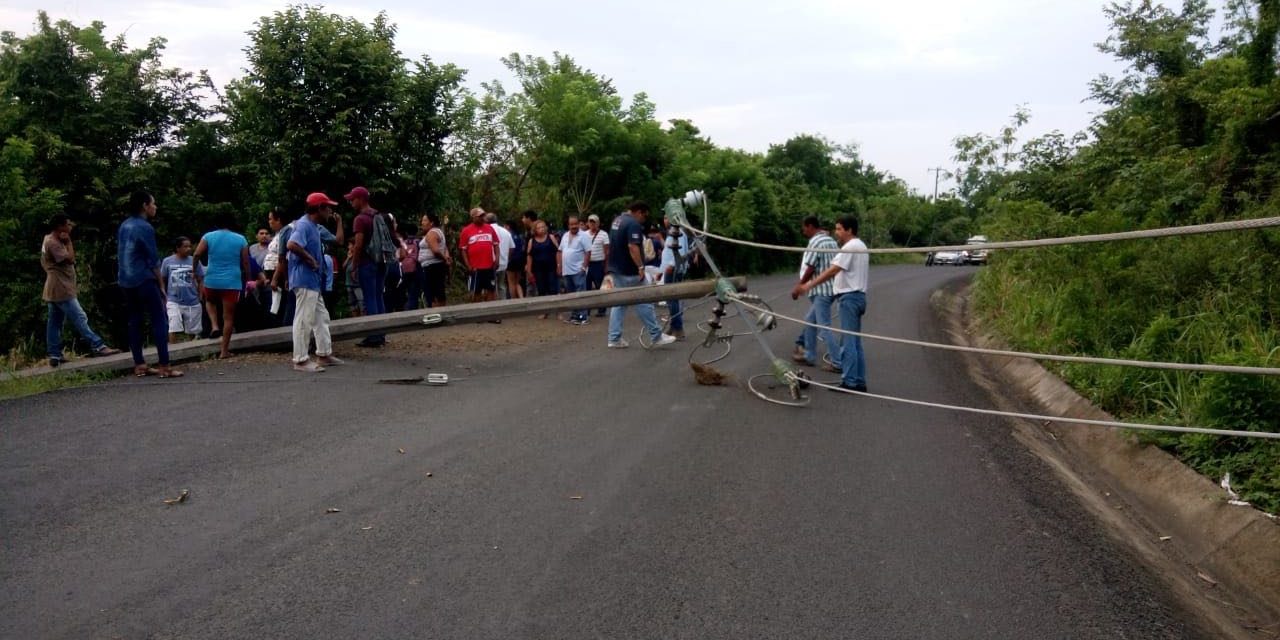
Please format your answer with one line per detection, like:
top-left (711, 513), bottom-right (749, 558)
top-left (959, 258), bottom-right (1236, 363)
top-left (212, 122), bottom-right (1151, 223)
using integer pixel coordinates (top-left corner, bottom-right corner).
top-left (162, 489), bottom-right (190, 505)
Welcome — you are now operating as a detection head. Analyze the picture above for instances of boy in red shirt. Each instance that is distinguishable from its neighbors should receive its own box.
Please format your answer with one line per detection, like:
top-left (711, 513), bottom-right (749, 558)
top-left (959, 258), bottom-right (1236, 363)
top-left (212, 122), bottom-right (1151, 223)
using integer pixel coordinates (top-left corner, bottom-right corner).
top-left (458, 207), bottom-right (500, 302)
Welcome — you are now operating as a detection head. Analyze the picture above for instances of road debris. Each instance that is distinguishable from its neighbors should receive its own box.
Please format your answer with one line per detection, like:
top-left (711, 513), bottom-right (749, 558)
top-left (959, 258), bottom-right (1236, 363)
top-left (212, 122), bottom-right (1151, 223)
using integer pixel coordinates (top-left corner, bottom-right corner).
top-left (1158, 536), bottom-right (1172, 542)
top-left (1196, 571), bottom-right (1218, 587)
top-left (379, 377), bottom-right (424, 385)
top-left (1220, 473), bottom-right (1252, 507)
top-left (377, 373), bottom-right (449, 386)
top-left (361, 526), bottom-right (373, 531)
top-left (425, 472), bottom-right (433, 478)
top-left (398, 448), bottom-right (405, 454)
top-left (162, 489), bottom-right (190, 506)
top-left (690, 362), bottom-right (731, 386)
top-left (569, 495), bottom-right (584, 500)
top-left (326, 508), bottom-right (341, 514)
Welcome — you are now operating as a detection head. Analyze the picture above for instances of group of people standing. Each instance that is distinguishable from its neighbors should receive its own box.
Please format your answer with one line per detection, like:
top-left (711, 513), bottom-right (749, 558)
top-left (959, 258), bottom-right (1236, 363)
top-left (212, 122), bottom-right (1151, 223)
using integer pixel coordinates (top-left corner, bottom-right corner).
top-left (790, 214), bottom-right (869, 392)
top-left (41, 188), bottom-right (704, 376)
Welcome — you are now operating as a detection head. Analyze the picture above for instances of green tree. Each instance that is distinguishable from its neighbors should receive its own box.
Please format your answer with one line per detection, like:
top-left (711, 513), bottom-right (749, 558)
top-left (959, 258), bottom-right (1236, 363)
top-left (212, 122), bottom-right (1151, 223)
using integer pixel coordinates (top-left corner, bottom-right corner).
top-left (501, 53), bottom-right (657, 218)
top-left (225, 6), bottom-right (464, 218)
top-left (0, 12), bottom-right (215, 354)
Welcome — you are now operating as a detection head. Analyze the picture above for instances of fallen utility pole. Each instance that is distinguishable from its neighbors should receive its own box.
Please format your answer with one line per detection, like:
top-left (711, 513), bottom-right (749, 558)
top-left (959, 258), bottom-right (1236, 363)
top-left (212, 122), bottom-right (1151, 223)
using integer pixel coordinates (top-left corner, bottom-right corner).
top-left (7, 277), bottom-right (747, 380)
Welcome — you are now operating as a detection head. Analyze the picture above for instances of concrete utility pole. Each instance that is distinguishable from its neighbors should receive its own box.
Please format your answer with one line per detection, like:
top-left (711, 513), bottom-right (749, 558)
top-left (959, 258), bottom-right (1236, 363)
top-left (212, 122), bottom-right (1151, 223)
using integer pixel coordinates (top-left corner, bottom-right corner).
top-left (928, 167), bottom-right (945, 200)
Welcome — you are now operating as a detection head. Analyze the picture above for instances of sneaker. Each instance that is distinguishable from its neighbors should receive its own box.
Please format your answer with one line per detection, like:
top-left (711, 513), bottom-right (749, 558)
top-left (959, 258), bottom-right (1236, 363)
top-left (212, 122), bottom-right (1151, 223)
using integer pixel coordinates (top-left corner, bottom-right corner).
top-left (670, 330), bottom-right (685, 341)
top-left (576, 317), bottom-right (590, 325)
top-left (317, 355), bottom-right (344, 366)
top-left (652, 334), bottom-right (678, 347)
top-left (90, 346), bottom-right (121, 357)
top-left (828, 383), bottom-right (867, 393)
top-left (293, 360), bottom-right (326, 373)
top-left (821, 362), bottom-right (841, 373)
top-left (792, 353), bottom-right (812, 365)
top-left (607, 338), bottom-right (630, 349)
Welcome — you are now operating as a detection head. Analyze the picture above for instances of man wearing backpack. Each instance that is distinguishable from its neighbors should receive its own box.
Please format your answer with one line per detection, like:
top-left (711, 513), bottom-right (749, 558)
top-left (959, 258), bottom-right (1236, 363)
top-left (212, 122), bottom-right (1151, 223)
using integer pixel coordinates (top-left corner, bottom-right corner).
top-left (347, 186), bottom-right (397, 348)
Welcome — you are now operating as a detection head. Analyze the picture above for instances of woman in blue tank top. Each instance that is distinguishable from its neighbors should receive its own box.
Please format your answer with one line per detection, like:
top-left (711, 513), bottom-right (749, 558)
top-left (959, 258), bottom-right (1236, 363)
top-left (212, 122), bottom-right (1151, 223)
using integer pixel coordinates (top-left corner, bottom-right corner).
top-left (195, 212), bottom-right (250, 358)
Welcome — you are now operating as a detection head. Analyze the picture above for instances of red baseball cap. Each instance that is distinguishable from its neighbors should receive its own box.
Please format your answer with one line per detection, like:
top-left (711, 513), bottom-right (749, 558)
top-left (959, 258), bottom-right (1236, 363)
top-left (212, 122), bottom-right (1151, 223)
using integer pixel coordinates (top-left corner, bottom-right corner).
top-left (306, 192), bottom-right (338, 207)
top-left (344, 186), bottom-right (370, 201)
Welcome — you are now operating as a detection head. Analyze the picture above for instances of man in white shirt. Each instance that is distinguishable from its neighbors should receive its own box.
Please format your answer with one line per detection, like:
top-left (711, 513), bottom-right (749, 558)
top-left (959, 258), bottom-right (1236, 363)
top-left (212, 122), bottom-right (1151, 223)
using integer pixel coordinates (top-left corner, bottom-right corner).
top-left (584, 214), bottom-right (610, 316)
top-left (486, 212), bottom-right (515, 300)
top-left (795, 215), bottom-right (868, 392)
top-left (660, 216), bottom-right (691, 339)
top-left (559, 215), bottom-right (592, 324)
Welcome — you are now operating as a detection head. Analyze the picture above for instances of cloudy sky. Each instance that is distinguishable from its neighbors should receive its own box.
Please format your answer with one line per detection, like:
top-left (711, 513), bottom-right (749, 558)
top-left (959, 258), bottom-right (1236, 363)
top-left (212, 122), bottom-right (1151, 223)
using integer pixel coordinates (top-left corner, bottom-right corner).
top-left (2, 1), bottom-right (1160, 194)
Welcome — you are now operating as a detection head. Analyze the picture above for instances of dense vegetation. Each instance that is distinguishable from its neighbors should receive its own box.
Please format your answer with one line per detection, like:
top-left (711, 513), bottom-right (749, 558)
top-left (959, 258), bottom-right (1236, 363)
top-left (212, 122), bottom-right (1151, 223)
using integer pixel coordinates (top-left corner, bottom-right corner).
top-left (964, 0), bottom-right (1280, 511)
top-left (0, 6), bottom-right (974, 360)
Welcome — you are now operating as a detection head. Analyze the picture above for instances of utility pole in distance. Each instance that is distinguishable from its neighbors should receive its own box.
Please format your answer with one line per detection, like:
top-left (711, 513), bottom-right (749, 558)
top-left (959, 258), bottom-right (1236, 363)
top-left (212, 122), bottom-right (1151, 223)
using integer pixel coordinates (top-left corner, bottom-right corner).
top-left (928, 167), bottom-right (945, 200)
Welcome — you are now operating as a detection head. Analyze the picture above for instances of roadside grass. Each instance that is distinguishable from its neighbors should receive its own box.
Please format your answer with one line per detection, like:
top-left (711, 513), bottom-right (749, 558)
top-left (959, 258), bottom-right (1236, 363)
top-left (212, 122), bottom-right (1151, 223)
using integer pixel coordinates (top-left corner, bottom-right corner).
top-left (0, 368), bottom-right (112, 401)
top-left (2, 338), bottom-right (117, 400)
top-left (971, 236), bottom-right (1280, 514)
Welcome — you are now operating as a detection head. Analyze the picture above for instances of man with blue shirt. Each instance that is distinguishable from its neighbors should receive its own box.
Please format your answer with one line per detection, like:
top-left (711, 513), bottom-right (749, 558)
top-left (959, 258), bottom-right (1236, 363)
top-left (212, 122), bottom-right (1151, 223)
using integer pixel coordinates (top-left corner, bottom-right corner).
top-left (118, 191), bottom-right (181, 378)
top-left (287, 193), bottom-right (344, 372)
top-left (271, 204), bottom-right (343, 326)
top-left (559, 215), bottom-right (592, 324)
top-left (606, 201), bottom-right (676, 349)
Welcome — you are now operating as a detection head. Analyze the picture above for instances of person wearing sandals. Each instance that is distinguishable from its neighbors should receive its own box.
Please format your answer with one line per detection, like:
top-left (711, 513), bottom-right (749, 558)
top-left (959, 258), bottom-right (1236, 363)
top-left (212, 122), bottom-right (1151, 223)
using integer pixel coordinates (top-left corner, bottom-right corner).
top-left (288, 193), bottom-right (344, 372)
top-left (42, 214), bottom-right (120, 367)
top-left (195, 212), bottom-right (250, 359)
top-left (117, 191), bottom-right (182, 378)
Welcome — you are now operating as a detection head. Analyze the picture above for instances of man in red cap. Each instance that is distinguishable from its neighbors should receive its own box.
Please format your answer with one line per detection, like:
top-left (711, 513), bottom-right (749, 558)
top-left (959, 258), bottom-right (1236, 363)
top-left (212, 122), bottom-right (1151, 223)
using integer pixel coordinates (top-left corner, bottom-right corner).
top-left (287, 193), bottom-right (345, 372)
top-left (347, 186), bottom-right (390, 347)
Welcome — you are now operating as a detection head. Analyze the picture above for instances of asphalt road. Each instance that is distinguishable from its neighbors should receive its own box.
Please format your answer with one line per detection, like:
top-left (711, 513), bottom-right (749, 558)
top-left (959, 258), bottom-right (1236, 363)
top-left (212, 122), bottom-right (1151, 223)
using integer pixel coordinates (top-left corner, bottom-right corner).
top-left (1, 266), bottom-right (1210, 639)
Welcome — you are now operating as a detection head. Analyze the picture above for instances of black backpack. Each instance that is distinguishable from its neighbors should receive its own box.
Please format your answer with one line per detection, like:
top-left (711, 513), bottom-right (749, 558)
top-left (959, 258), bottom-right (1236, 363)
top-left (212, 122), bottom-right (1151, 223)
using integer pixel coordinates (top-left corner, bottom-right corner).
top-left (365, 210), bottom-right (398, 265)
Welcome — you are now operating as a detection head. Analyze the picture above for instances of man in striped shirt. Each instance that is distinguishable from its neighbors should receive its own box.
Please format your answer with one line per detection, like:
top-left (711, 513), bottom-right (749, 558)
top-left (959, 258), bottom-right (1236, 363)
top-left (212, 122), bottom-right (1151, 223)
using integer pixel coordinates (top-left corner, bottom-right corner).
top-left (790, 216), bottom-right (840, 371)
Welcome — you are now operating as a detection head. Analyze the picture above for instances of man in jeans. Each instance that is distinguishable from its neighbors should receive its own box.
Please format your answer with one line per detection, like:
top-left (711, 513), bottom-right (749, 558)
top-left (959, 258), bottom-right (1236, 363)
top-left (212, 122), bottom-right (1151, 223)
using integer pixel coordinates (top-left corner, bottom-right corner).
top-left (559, 215), bottom-right (592, 324)
top-left (347, 186), bottom-right (387, 347)
top-left (795, 215), bottom-right (868, 392)
top-left (606, 201), bottom-right (676, 349)
top-left (790, 216), bottom-right (840, 372)
top-left (42, 214), bottom-right (120, 367)
top-left (118, 191), bottom-right (181, 378)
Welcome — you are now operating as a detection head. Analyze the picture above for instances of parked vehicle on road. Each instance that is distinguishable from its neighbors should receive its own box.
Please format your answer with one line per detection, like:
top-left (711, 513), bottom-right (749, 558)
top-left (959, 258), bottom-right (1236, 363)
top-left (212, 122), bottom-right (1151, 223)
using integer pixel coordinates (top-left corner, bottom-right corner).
top-left (963, 235), bottom-right (989, 265)
top-left (930, 250), bottom-right (966, 266)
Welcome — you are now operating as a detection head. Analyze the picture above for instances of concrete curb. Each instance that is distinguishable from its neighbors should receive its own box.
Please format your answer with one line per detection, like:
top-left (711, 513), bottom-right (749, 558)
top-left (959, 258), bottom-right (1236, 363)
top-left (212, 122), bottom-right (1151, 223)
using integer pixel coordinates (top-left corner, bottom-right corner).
top-left (937, 283), bottom-right (1280, 633)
